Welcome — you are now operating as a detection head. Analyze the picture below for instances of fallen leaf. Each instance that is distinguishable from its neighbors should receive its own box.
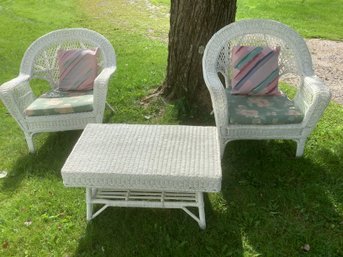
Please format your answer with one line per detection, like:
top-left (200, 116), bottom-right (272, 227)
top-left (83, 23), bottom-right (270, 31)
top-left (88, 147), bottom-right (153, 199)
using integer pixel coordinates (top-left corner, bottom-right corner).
top-left (2, 240), bottom-right (9, 249)
top-left (24, 220), bottom-right (32, 227)
top-left (301, 244), bottom-right (310, 252)
top-left (0, 171), bottom-right (7, 179)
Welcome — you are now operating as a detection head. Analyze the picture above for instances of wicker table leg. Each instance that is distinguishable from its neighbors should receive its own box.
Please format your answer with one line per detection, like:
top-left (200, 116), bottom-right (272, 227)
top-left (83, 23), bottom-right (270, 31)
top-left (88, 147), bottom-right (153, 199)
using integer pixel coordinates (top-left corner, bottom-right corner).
top-left (181, 192), bottom-right (206, 229)
top-left (86, 188), bottom-right (93, 220)
top-left (197, 192), bottom-right (206, 229)
top-left (86, 188), bottom-right (110, 220)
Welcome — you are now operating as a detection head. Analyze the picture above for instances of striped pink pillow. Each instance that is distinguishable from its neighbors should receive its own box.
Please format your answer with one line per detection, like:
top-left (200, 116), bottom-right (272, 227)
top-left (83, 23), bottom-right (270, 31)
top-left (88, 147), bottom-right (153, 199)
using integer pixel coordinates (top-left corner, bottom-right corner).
top-left (231, 46), bottom-right (281, 96)
top-left (58, 48), bottom-right (99, 91)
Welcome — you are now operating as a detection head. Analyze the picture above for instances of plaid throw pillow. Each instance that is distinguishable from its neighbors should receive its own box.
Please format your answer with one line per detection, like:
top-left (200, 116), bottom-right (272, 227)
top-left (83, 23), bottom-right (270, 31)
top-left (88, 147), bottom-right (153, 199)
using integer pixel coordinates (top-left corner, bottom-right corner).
top-left (231, 46), bottom-right (281, 96)
top-left (58, 48), bottom-right (99, 91)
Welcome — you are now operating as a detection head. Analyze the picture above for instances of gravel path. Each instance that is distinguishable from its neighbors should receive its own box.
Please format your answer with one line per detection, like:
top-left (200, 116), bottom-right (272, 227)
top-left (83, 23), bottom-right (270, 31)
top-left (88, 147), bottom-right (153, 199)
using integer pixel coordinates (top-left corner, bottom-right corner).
top-left (306, 39), bottom-right (343, 105)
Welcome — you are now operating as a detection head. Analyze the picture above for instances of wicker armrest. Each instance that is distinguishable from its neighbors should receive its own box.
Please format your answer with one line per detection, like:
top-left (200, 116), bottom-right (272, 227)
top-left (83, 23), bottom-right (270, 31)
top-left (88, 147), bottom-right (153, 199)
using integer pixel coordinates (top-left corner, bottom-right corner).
top-left (0, 74), bottom-right (33, 121)
top-left (204, 72), bottom-right (229, 130)
top-left (0, 75), bottom-right (30, 93)
top-left (93, 66), bottom-right (116, 111)
top-left (296, 75), bottom-right (331, 127)
top-left (94, 66), bottom-right (117, 88)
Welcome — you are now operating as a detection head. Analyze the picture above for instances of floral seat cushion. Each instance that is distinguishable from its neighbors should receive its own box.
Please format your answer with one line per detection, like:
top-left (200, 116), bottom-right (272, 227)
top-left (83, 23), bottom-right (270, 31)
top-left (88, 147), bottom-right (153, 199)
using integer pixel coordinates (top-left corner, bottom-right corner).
top-left (226, 89), bottom-right (304, 125)
top-left (24, 90), bottom-right (93, 117)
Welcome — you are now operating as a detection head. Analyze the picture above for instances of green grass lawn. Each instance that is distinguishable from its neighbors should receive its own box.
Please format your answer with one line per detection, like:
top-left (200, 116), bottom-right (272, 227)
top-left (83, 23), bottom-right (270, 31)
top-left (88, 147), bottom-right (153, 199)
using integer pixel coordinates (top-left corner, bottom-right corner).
top-left (0, 0), bottom-right (342, 256)
top-left (152, 0), bottom-right (343, 40)
top-left (236, 0), bottom-right (343, 40)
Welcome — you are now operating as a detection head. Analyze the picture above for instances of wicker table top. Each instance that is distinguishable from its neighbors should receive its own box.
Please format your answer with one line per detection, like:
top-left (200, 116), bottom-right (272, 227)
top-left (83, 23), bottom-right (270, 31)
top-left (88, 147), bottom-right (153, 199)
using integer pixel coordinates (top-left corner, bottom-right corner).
top-left (61, 124), bottom-right (222, 192)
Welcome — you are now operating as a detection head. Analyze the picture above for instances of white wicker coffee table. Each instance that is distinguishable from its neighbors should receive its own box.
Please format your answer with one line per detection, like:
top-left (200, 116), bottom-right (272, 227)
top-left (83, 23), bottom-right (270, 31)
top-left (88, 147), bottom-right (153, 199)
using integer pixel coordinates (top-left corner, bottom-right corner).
top-left (61, 124), bottom-right (222, 229)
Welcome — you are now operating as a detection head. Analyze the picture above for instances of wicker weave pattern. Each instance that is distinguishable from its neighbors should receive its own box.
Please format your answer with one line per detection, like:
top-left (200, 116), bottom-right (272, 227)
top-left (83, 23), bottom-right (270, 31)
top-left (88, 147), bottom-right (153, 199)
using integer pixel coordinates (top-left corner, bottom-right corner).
top-left (62, 124), bottom-right (222, 192)
top-left (202, 19), bottom-right (331, 157)
top-left (0, 28), bottom-right (116, 152)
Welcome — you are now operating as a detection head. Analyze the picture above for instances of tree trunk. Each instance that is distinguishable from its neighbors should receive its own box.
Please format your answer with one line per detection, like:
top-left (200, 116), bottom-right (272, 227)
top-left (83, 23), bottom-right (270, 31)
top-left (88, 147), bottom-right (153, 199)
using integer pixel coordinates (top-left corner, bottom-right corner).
top-left (162, 0), bottom-right (237, 111)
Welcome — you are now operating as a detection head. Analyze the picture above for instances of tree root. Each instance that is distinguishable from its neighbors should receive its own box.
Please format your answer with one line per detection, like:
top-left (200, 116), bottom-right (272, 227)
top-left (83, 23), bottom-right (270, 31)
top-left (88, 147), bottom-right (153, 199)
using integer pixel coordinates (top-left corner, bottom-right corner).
top-left (140, 85), bottom-right (165, 104)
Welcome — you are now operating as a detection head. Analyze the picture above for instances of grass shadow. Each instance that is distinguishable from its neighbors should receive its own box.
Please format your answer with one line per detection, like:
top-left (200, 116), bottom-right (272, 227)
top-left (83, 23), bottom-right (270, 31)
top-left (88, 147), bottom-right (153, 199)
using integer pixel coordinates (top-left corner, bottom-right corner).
top-left (220, 139), bottom-right (343, 256)
top-left (1, 130), bottom-right (81, 192)
top-left (72, 187), bottom-right (244, 257)
top-left (73, 202), bottom-right (244, 257)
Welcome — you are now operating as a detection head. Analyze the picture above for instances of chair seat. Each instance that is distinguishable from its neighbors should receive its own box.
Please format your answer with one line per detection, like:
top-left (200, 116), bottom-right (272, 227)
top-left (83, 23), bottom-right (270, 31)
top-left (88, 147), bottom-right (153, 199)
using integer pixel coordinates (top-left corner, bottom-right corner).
top-left (24, 90), bottom-right (93, 117)
top-left (226, 90), bottom-right (304, 125)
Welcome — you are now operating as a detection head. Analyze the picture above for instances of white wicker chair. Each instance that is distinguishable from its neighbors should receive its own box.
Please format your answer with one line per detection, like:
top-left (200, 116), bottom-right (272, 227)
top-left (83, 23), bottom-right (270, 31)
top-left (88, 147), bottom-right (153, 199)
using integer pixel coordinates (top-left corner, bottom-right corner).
top-left (0, 28), bottom-right (116, 152)
top-left (202, 19), bottom-right (331, 158)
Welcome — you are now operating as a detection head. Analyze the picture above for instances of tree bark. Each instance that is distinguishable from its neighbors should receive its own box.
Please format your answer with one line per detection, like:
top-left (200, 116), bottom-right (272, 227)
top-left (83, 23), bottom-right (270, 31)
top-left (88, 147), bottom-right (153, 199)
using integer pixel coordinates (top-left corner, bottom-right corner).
top-left (162, 0), bottom-right (237, 111)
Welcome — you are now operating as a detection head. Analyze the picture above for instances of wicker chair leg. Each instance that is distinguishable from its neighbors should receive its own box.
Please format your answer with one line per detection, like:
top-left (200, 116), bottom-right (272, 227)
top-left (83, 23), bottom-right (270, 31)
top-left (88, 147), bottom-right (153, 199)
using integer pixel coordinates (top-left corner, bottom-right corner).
top-left (296, 138), bottom-right (306, 157)
top-left (24, 132), bottom-right (35, 153)
top-left (106, 101), bottom-right (116, 113)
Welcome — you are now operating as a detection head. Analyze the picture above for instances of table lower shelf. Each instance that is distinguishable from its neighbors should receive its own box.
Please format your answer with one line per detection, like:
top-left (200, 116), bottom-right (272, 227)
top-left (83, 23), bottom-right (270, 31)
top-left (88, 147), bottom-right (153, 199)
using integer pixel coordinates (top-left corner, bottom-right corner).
top-left (86, 188), bottom-right (206, 229)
